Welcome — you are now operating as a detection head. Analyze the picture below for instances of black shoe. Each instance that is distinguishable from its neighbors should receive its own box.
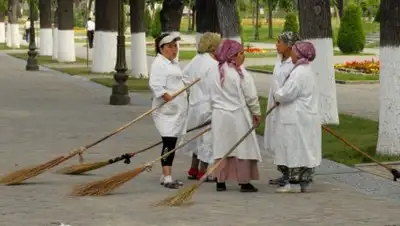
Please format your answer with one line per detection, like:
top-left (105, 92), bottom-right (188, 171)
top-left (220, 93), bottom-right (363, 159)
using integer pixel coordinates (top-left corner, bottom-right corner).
top-left (216, 182), bottom-right (227, 191)
top-left (268, 177), bottom-right (287, 186)
top-left (240, 183), bottom-right (258, 192)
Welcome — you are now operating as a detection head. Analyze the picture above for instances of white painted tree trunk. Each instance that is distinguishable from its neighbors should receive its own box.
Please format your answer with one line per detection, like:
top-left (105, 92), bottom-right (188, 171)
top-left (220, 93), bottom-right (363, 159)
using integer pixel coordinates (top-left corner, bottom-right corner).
top-left (0, 22), bottom-right (5, 43)
top-left (377, 48), bottom-right (400, 155)
top-left (39, 28), bottom-right (53, 56)
top-left (57, 30), bottom-right (75, 62)
top-left (307, 38), bottom-right (339, 125)
top-left (130, 32), bottom-right (148, 78)
top-left (6, 23), bottom-right (11, 47)
top-left (10, 23), bottom-right (20, 48)
top-left (91, 31), bottom-right (117, 73)
top-left (52, 28), bottom-right (58, 60)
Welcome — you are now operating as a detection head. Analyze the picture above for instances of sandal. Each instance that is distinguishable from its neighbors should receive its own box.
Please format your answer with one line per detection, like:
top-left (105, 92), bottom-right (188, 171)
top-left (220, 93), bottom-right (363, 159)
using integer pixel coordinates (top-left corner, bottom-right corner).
top-left (163, 180), bottom-right (183, 189)
top-left (161, 180), bottom-right (183, 186)
top-left (268, 177), bottom-right (287, 186)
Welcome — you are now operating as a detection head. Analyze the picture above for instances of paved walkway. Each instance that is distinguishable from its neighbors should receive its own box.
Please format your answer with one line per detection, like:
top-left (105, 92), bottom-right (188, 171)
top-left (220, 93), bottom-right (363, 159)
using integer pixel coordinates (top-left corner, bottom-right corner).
top-left (1, 51), bottom-right (400, 225)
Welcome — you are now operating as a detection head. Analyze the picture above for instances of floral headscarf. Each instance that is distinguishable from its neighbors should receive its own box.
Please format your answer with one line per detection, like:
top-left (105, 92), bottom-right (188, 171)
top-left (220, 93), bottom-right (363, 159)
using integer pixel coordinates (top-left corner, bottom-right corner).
top-left (214, 39), bottom-right (244, 86)
top-left (198, 32), bottom-right (221, 54)
top-left (278, 31), bottom-right (301, 47)
top-left (292, 41), bottom-right (316, 66)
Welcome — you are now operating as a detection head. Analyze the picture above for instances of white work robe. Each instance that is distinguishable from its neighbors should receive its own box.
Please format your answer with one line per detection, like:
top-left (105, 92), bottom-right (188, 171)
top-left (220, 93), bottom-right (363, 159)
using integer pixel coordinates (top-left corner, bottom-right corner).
top-left (181, 53), bottom-right (217, 163)
top-left (149, 54), bottom-right (188, 137)
top-left (271, 64), bottom-right (322, 168)
top-left (210, 63), bottom-right (262, 161)
top-left (264, 56), bottom-right (295, 157)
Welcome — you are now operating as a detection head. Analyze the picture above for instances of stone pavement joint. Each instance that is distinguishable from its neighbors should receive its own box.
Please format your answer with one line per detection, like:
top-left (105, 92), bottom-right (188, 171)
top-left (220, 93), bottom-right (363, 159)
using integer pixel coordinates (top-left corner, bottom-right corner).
top-left (1, 53), bottom-right (399, 226)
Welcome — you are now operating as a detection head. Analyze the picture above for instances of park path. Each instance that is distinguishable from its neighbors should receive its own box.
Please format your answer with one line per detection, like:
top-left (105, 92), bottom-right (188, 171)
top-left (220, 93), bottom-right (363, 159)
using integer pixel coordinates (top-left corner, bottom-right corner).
top-left (1, 50), bottom-right (400, 225)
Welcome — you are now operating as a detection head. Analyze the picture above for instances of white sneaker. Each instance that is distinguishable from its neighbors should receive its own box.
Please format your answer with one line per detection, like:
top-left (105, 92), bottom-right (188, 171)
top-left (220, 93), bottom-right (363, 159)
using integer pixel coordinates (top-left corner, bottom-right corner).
top-left (160, 175), bottom-right (165, 185)
top-left (275, 183), bottom-right (301, 193)
top-left (300, 182), bottom-right (312, 192)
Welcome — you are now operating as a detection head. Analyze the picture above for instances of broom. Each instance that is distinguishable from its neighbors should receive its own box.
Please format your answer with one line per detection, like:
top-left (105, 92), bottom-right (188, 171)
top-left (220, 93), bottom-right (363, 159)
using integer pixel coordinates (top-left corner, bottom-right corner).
top-left (322, 125), bottom-right (400, 181)
top-left (71, 127), bottom-right (211, 196)
top-left (154, 104), bottom-right (278, 207)
top-left (0, 78), bottom-right (201, 185)
top-left (56, 120), bottom-right (211, 175)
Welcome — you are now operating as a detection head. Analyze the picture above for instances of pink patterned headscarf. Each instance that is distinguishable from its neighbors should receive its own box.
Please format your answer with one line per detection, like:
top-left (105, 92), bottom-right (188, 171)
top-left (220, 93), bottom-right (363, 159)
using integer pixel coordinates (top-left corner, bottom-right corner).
top-left (214, 39), bottom-right (244, 86)
top-left (292, 41), bottom-right (316, 66)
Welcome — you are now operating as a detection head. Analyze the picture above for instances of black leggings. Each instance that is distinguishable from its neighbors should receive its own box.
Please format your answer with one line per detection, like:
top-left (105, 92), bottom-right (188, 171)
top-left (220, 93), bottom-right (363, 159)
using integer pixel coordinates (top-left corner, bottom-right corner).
top-left (160, 137), bottom-right (178, 167)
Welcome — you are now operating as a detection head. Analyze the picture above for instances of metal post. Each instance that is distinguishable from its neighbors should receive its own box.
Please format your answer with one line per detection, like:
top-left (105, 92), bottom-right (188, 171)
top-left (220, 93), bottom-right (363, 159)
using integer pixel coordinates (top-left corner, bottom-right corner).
top-left (26, 0), bottom-right (38, 71)
top-left (109, 0), bottom-right (130, 105)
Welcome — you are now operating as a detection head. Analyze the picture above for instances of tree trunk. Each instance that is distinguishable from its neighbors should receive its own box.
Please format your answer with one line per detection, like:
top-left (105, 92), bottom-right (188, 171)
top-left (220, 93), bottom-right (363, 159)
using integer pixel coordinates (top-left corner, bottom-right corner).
top-left (52, 1), bottom-right (59, 60)
top-left (216, 0), bottom-right (240, 41)
top-left (130, 0), bottom-right (148, 78)
top-left (57, 0), bottom-right (75, 62)
top-left (91, 0), bottom-right (118, 73)
top-left (298, 0), bottom-right (339, 125)
top-left (267, 0), bottom-right (273, 39)
top-left (195, 0), bottom-right (220, 48)
top-left (8, 0), bottom-right (20, 48)
top-left (39, 0), bottom-right (53, 56)
top-left (191, 4), bottom-right (195, 31)
top-left (337, 0), bottom-right (344, 18)
top-left (160, 0), bottom-right (184, 60)
top-left (377, 0), bottom-right (400, 155)
top-left (0, 12), bottom-right (5, 43)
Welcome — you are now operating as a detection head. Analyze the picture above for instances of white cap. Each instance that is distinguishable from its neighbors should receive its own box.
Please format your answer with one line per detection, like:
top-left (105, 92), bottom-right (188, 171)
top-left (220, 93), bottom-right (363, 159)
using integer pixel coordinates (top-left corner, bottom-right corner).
top-left (159, 34), bottom-right (181, 47)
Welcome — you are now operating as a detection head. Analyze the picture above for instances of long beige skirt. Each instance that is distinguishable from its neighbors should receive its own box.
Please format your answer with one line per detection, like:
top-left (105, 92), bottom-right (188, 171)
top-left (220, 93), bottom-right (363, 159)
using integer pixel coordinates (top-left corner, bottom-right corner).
top-left (212, 157), bottom-right (259, 184)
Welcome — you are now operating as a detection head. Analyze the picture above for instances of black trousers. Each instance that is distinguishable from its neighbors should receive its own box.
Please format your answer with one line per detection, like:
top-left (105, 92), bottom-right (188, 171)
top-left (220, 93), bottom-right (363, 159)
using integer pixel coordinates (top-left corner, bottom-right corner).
top-left (87, 30), bottom-right (94, 48)
top-left (160, 137), bottom-right (178, 167)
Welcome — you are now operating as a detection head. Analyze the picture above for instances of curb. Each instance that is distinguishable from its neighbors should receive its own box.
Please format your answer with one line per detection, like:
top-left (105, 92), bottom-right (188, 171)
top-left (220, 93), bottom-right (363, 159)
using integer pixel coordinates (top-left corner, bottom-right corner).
top-left (246, 67), bottom-right (379, 85)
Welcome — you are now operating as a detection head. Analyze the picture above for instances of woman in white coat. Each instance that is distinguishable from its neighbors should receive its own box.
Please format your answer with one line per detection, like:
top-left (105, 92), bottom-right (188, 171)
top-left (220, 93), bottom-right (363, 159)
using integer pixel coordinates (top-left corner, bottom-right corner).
top-left (149, 33), bottom-right (188, 189)
top-left (182, 32), bottom-right (221, 181)
top-left (265, 31), bottom-right (301, 186)
top-left (271, 41), bottom-right (321, 193)
top-left (210, 39), bottom-right (262, 193)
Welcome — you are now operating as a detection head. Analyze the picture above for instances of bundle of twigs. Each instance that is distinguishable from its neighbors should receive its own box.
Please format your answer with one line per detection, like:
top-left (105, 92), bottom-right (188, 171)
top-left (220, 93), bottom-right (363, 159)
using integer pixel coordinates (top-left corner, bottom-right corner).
top-left (71, 127), bottom-right (211, 196)
top-left (0, 79), bottom-right (200, 185)
top-left (322, 125), bottom-right (400, 181)
top-left (154, 105), bottom-right (278, 207)
top-left (56, 120), bottom-right (211, 175)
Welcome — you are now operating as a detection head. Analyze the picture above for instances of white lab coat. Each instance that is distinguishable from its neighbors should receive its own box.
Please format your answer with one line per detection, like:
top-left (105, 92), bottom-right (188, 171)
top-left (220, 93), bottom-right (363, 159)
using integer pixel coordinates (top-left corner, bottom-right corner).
top-left (210, 63), bottom-right (262, 161)
top-left (181, 53), bottom-right (217, 163)
top-left (149, 54), bottom-right (188, 137)
top-left (264, 56), bottom-right (295, 157)
top-left (271, 64), bottom-right (322, 168)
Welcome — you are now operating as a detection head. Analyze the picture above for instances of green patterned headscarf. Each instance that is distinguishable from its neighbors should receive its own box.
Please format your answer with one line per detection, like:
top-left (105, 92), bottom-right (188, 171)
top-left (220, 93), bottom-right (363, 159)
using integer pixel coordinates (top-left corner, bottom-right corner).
top-left (277, 31), bottom-right (301, 47)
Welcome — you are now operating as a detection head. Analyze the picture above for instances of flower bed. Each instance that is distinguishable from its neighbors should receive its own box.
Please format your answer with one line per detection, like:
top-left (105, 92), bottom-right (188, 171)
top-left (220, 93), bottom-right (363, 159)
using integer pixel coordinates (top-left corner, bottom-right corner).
top-left (244, 47), bottom-right (273, 54)
top-left (334, 59), bottom-right (379, 74)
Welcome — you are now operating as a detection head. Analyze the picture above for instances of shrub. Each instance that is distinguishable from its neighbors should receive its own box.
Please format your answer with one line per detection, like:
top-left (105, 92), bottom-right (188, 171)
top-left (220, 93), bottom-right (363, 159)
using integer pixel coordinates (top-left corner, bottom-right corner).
top-left (151, 7), bottom-right (162, 39)
top-left (282, 12), bottom-right (299, 33)
top-left (235, 5), bottom-right (245, 44)
top-left (374, 7), bottom-right (380, 23)
top-left (337, 4), bottom-right (365, 54)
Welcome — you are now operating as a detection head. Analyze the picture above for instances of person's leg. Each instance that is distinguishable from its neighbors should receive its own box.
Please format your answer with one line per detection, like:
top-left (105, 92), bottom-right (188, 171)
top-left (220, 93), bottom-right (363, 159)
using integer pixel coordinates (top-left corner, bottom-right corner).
top-left (160, 136), bottom-right (180, 189)
top-left (90, 31), bottom-right (94, 48)
top-left (238, 160), bottom-right (258, 192)
top-left (269, 165), bottom-right (289, 186)
top-left (276, 167), bottom-right (313, 193)
top-left (187, 154), bottom-right (199, 180)
top-left (213, 159), bottom-right (227, 191)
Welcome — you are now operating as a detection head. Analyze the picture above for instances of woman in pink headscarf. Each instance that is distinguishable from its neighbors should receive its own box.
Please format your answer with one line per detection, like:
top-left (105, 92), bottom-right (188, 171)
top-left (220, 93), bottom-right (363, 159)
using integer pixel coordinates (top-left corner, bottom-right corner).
top-left (271, 41), bottom-right (322, 193)
top-left (209, 39), bottom-right (262, 193)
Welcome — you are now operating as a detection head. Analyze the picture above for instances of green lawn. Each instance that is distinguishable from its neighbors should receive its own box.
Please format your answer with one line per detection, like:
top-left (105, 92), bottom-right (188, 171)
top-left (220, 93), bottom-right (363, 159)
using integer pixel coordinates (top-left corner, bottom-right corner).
top-left (0, 43), bottom-right (29, 50)
top-left (48, 67), bottom-right (111, 76)
top-left (247, 65), bottom-right (379, 81)
top-left (257, 96), bottom-right (400, 166)
top-left (91, 77), bottom-right (150, 92)
top-left (8, 53), bottom-right (89, 64)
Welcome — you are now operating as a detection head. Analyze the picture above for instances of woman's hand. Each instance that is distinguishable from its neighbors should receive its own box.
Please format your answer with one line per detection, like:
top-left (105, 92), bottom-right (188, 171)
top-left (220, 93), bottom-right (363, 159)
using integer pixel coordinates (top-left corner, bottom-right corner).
top-left (253, 115), bottom-right (261, 126)
top-left (162, 93), bottom-right (173, 102)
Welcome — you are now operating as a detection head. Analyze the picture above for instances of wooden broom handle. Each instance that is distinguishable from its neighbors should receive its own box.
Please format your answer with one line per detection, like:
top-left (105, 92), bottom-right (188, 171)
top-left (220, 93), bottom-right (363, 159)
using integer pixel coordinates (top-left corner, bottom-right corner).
top-left (322, 125), bottom-right (393, 171)
top-left (68, 78), bottom-right (201, 157)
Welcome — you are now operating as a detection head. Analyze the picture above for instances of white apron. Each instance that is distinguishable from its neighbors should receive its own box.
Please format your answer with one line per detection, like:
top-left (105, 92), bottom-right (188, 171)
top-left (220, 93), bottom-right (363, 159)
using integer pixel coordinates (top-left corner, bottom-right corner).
top-left (210, 64), bottom-right (262, 162)
top-left (149, 54), bottom-right (188, 137)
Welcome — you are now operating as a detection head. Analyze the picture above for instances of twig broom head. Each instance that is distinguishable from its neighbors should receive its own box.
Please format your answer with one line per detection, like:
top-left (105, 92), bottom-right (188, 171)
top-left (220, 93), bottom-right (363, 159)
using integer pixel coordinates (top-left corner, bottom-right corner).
top-left (71, 166), bottom-right (145, 196)
top-left (55, 161), bottom-right (109, 175)
top-left (0, 156), bottom-right (66, 185)
top-left (153, 183), bottom-right (199, 207)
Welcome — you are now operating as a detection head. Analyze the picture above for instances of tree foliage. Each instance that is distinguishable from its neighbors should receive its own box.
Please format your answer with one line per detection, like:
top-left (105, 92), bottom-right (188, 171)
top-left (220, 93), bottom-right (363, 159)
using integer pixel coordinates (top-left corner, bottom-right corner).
top-left (151, 6), bottom-right (161, 38)
top-left (282, 11), bottom-right (298, 33)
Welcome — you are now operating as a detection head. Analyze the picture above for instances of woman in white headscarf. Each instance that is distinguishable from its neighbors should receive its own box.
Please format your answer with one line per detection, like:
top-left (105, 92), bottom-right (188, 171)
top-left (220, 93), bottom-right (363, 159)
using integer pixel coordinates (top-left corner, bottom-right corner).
top-left (182, 32), bottom-right (222, 182)
top-left (149, 33), bottom-right (187, 189)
